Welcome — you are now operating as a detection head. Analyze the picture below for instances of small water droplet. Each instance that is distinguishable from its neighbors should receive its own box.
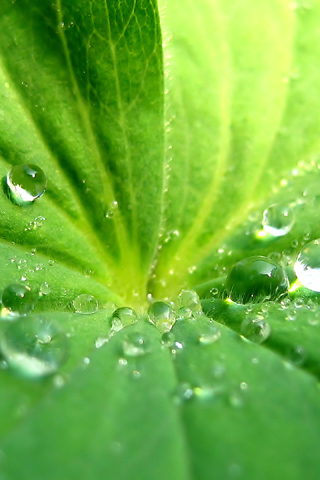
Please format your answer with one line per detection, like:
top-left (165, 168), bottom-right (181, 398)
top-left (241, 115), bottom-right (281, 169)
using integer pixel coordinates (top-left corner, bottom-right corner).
top-left (240, 315), bottom-right (271, 343)
top-left (6, 164), bottom-right (47, 206)
top-left (110, 307), bottom-right (138, 333)
top-left (262, 204), bottom-right (295, 237)
top-left (294, 239), bottom-right (320, 291)
top-left (39, 282), bottom-right (51, 296)
top-left (95, 337), bottom-right (108, 348)
top-left (122, 332), bottom-right (149, 357)
top-left (161, 331), bottom-right (175, 347)
top-left (73, 294), bottom-right (98, 314)
top-left (286, 345), bottom-right (306, 366)
top-left (148, 301), bottom-right (175, 333)
top-left (1, 284), bottom-right (37, 317)
top-left (226, 256), bottom-right (289, 304)
top-left (0, 316), bottom-right (68, 378)
top-left (173, 382), bottom-right (194, 404)
top-left (210, 287), bottom-right (219, 296)
top-left (199, 323), bottom-right (221, 345)
top-left (177, 290), bottom-right (202, 315)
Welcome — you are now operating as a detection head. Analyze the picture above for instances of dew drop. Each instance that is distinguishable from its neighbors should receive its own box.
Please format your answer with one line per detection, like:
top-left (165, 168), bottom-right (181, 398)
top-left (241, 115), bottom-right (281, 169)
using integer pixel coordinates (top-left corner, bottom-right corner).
top-left (226, 256), bottom-right (289, 304)
top-left (122, 332), bottom-right (149, 357)
top-left (6, 164), bottom-right (47, 206)
top-left (294, 239), bottom-right (320, 292)
top-left (110, 307), bottom-right (138, 333)
top-left (262, 204), bottom-right (295, 237)
top-left (95, 337), bottom-right (108, 348)
top-left (286, 345), bottom-right (306, 366)
top-left (173, 382), bottom-right (194, 404)
top-left (161, 331), bottom-right (175, 347)
top-left (177, 290), bottom-right (202, 315)
top-left (240, 315), bottom-right (271, 343)
top-left (0, 316), bottom-right (68, 378)
top-left (2, 284), bottom-right (37, 317)
top-left (72, 294), bottom-right (98, 314)
top-left (199, 323), bottom-right (221, 345)
top-left (148, 301), bottom-right (175, 333)
top-left (39, 282), bottom-right (51, 296)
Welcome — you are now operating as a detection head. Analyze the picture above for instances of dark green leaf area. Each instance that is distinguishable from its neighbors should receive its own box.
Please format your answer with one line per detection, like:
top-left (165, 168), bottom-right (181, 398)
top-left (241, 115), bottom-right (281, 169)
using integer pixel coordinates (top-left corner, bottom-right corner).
top-left (202, 297), bottom-right (320, 379)
top-left (171, 315), bottom-right (320, 480)
top-left (0, 322), bottom-right (189, 480)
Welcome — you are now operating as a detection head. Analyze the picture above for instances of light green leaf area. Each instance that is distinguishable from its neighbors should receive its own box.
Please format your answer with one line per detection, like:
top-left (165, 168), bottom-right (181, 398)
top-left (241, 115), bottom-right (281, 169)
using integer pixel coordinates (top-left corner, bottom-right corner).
top-left (0, 0), bottom-right (319, 479)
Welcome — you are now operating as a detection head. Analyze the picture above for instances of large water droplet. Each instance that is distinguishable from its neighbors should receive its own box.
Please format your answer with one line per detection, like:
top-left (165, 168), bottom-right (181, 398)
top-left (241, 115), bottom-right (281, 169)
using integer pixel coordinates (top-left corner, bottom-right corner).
top-left (122, 332), bottom-right (149, 357)
top-left (177, 290), bottom-right (202, 315)
top-left (148, 301), bottom-right (175, 333)
top-left (2, 284), bottom-right (37, 317)
top-left (262, 204), bottom-right (295, 237)
top-left (226, 256), bottom-right (289, 304)
top-left (6, 164), bottom-right (47, 206)
top-left (73, 294), bottom-right (98, 314)
top-left (110, 307), bottom-right (138, 333)
top-left (0, 316), bottom-right (68, 378)
top-left (294, 239), bottom-right (320, 292)
top-left (240, 315), bottom-right (271, 343)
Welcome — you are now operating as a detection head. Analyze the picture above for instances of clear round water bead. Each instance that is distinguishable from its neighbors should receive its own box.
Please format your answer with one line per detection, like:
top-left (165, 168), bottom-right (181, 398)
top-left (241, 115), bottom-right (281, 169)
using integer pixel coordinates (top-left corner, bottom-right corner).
top-left (226, 256), bottom-right (289, 304)
top-left (262, 204), bottom-right (295, 237)
top-left (6, 164), bottom-right (47, 206)
top-left (294, 239), bottom-right (320, 292)
top-left (0, 316), bottom-right (68, 378)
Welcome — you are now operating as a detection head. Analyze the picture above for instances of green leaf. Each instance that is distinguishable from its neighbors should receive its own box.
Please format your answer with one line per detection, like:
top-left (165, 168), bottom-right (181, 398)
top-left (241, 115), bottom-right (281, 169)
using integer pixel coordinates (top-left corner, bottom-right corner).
top-left (0, 0), bottom-right (320, 479)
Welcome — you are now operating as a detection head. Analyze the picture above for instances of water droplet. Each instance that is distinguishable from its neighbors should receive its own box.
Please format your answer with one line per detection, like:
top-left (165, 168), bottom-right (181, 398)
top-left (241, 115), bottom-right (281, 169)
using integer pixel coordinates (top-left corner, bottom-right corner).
top-left (39, 282), bottom-right (51, 296)
top-left (210, 287), bottom-right (219, 296)
top-left (161, 331), bottom-right (175, 347)
top-left (199, 323), bottom-right (221, 345)
top-left (262, 204), bottom-right (295, 237)
top-left (6, 164), bottom-right (47, 206)
top-left (294, 239), bottom-right (320, 291)
top-left (2, 284), bottom-right (37, 317)
top-left (177, 306), bottom-right (193, 319)
top-left (122, 332), bottom-right (149, 357)
top-left (240, 315), bottom-right (271, 343)
top-left (73, 294), bottom-right (98, 314)
top-left (173, 383), bottom-right (194, 404)
top-left (226, 256), bottom-right (289, 304)
top-left (177, 290), bottom-right (202, 315)
top-left (105, 200), bottom-right (118, 219)
top-left (286, 345), bottom-right (306, 366)
top-left (95, 337), bottom-right (108, 348)
top-left (0, 316), bottom-right (68, 378)
top-left (148, 301), bottom-right (176, 333)
top-left (110, 307), bottom-right (138, 333)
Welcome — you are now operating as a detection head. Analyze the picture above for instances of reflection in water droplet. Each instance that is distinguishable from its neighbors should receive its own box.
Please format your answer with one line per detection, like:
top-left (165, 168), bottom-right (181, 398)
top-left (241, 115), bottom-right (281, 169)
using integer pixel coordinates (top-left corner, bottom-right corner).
top-left (226, 256), bottom-right (289, 304)
top-left (0, 316), bottom-right (68, 378)
top-left (6, 164), bottom-right (47, 206)
top-left (73, 294), bottom-right (98, 314)
top-left (177, 290), bottom-right (202, 315)
top-left (177, 307), bottom-right (193, 319)
top-left (240, 315), bottom-right (271, 343)
top-left (148, 301), bottom-right (175, 333)
top-left (294, 239), bottom-right (320, 292)
top-left (2, 284), bottom-right (37, 317)
top-left (199, 323), bottom-right (221, 345)
top-left (122, 332), bottom-right (149, 357)
top-left (262, 204), bottom-right (295, 237)
top-left (110, 307), bottom-right (138, 333)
